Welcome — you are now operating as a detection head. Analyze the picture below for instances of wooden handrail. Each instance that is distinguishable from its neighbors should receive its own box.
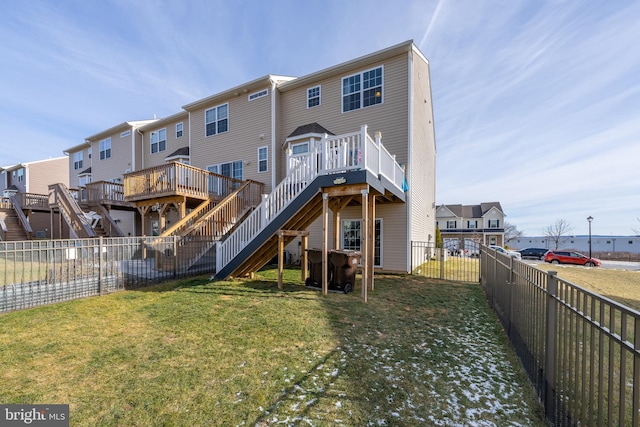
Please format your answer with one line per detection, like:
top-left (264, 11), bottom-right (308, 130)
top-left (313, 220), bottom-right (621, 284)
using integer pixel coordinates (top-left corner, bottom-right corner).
top-left (95, 204), bottom-right (125, 237)
top-left (8, 194), bottom-right (33, 238)
top-left (123, 162), bottom-right (244, 201)
top-left (48, 183), bottom-right (96, 238)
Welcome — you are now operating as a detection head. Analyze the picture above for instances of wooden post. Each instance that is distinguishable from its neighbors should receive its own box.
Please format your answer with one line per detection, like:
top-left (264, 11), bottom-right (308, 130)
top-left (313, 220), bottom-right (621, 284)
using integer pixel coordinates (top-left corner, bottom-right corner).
top-left (322, 193), bottom-right (329, 296)
top-left (332, 206), bottom-right (341, 250)
top-left (361, 189), bottom-right (368, 303)
top-left (301, 234), bottom-right (308, 283)
top-left (278, 231), bottom-right (284, 290)
top-left (367, 193), bottom-right (375, 291)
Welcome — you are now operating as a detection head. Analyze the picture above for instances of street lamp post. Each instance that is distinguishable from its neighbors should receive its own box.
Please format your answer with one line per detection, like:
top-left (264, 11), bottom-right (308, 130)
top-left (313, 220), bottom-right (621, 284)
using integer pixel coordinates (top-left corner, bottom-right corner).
top-left (587, 216), bottom-right (593, 260)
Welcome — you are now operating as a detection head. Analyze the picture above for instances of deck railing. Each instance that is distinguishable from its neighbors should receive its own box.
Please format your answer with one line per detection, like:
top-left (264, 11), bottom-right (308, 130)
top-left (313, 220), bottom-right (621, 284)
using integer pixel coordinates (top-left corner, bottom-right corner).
top-left (80, 181), bottom-right (129, 207)
top-left (8, 195), bottom-right (33, 239)
top-left (48, 183), bottom-right (96, 239)
top-left (124, 162), bottom-right (242, 201)
top-left (217, 125), bottom-right (405, 273)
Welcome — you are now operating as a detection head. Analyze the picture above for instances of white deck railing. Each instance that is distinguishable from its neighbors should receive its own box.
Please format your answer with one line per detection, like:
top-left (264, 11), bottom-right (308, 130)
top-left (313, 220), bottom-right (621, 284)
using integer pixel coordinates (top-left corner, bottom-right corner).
top-left (216, 125), bottom-right (405, 273)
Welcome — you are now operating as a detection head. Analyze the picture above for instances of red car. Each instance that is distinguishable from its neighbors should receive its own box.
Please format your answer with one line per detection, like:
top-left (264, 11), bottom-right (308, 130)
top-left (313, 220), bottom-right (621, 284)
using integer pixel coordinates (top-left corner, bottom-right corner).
top-left (544, 250), bottom-right (601, 267)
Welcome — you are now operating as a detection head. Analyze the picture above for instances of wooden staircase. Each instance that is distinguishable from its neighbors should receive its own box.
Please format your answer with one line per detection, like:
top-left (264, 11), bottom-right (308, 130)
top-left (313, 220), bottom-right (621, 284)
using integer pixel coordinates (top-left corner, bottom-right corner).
top-left (153, 180), bottom-right (264, 271)
top-left (0, 207), bottom-right (29, 241)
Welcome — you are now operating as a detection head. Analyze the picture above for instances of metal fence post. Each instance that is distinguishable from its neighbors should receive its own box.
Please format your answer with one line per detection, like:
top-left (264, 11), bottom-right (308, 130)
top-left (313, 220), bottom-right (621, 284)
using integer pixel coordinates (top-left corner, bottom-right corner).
top-left (545, 270), bottom-right (558, 423)
top-left (506, 256), bottom-right (514, 334)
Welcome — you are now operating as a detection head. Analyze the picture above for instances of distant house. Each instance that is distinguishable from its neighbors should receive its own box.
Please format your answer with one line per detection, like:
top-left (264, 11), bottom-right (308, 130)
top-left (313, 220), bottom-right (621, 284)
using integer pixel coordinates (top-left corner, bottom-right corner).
top-left (0, 157), bottom-right (69, 239)
top-left (436, 202), bottom-right (505, 248)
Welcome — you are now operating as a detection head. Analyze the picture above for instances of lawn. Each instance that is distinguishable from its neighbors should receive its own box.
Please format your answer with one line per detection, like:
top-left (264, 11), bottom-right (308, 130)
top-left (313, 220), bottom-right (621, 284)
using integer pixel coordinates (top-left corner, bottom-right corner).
top-left (531, 261), bottom-right (640, 311)
top-left (0, 268), bottom-right (546, 426)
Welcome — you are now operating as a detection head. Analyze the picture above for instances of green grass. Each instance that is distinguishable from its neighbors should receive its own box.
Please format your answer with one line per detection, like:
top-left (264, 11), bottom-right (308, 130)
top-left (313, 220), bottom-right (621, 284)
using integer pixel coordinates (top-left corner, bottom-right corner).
top-left (532, 262), bottom-right (640, 311)
top-left (0, 268), bottom-right (546, 426)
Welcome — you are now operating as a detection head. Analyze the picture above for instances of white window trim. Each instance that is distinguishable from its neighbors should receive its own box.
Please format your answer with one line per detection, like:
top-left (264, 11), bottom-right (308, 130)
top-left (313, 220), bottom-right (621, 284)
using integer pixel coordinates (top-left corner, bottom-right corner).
top-left (120, 130), bottom-right (131, 138)
top-left (341, 218), bottom-right (383, 267)
top-left (257, 146), bottom-right (268, 173)
top-left (307, 85), bottom-right (321, 108)
top-left (99, 137), bottom-right (111, 160)
top-left (73, 152), bottom-right (83, 170)
top-left (176, 122), bottom-right (183, 138)
top-left (150, 128), bottom-right (167, 154)
top-left (205, 103), bottom-right (229, 137)
top-left (341, 65), bottom-right (384, 113)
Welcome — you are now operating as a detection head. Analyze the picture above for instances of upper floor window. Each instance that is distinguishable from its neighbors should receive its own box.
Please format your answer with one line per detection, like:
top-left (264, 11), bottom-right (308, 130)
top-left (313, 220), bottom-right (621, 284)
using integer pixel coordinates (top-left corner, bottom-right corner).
top-left (258, 146), bottom-right (268, 173)
top-left (16, 168), bottom-right (24, 182)
top-left (151, 129), bottom-right (167, 154)
top-left (88, 147), bottom-right (92, 159)
top-left (73, 152), bottom-right (83, 170)
top-left (467, 220), bottom-right (477, 229)
top-left (120, 130), bottom-right (131, 138)
top-left (342, 66), bottom-right (383, 112)
top-left (99, 137), bottom-right (111, 160)
top-left (176, 122), bottom-right (183, 138)
top-left (488, 219), bottom-right (500, 228)
top-left (205, 104), bottom-right (228, 136)
top-left (307, 86), bottom-right (320, 108)
top-left (446, 220), bottom-right (456, 229)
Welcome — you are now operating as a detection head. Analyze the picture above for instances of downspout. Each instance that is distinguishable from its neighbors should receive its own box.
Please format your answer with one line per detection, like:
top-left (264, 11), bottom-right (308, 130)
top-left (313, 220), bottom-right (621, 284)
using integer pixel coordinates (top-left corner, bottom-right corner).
top-left (135, 129), bottom-right (144, 170)
top-left (270, 78), bottom-right (277, 191)
top-left (188, 111), bottom-right (192, 165)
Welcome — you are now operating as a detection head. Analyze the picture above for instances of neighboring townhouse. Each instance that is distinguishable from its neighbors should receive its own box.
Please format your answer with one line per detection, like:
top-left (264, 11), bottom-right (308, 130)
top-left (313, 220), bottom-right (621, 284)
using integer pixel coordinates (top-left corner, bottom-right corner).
top-left (64, 120), bottom-right (157, 237)
top-left (436, 202), bottom-right (505, 249)
top-left (59, 40), bottom-right (436, 276)
top-left (0, 157), bottom-right (68, 239)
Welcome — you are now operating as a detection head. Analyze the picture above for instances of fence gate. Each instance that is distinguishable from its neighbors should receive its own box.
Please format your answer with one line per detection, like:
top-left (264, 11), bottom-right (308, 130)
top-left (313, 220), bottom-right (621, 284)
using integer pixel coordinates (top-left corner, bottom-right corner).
top-left (411, 240), bottom-right (481, 283)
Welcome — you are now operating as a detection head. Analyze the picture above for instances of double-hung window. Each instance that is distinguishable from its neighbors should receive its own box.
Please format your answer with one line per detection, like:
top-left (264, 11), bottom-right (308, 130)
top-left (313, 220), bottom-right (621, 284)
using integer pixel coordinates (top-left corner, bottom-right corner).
top-left (307, 85), bottom-right (320, 108)
top-left (467, 220), bottom-right (477, 229)
top-left (73, 152), bottom-right (83, 170)
top-left (342, 219), bottom-right (382, 267)
top-left (258, 146), bottom-right (268, 173)
top-left (488, 219), bottom-right (500, 228)
top-left (176, 122), bottom-right (183, 138)
top-left (446, 220), bottom-right (457, 229)
top-left (205, 104), bottom-right (228, 136)
top-left (99, 137), bottom-right (111, 160)
top-left (342, 66), bottom-right (383, 112)
top-left (151, 129), bottom-right (167, 153)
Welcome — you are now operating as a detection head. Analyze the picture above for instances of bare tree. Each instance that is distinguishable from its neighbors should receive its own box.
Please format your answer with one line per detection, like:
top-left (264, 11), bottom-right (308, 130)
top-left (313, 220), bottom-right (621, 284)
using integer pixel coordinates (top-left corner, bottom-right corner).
top-left (504, 222), bottom-right (523, 246)
top-left (543, 219), bottom-right (574, 250)
top-left (633, 218), bottom-right (640, 236)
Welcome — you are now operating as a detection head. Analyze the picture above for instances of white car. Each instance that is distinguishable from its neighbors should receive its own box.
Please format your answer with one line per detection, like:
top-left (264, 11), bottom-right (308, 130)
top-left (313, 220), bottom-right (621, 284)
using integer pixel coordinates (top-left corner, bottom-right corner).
top-left (488, 245), bottom-right (522, 259)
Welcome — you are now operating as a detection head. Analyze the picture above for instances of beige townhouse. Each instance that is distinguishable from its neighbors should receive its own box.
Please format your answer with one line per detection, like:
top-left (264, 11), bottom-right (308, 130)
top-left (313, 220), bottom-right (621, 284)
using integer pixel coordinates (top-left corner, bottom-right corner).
top-left (0, 157), bottom-right (68, 240)
top-left (59, 40), bottom-right (436, 278)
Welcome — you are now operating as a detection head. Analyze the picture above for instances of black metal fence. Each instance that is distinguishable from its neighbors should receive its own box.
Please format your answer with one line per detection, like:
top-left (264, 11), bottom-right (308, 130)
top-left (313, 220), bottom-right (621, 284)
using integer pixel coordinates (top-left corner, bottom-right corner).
top-left (0, 237), bottom-right (216, 313)
top-left (410, 240), bottom-right (481, 283)
top-left (481, 245), bottom-right (640, 427)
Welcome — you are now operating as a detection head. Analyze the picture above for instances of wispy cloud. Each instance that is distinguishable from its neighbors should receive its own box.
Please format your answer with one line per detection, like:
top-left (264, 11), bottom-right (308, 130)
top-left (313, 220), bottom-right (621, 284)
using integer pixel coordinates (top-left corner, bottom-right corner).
top-left (0, 0), bottom-right (638, 234)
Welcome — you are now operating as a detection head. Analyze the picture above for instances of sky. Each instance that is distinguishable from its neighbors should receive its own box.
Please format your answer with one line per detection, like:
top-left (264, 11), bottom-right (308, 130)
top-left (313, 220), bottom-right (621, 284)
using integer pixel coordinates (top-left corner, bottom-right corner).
top-left (0, 0), bottom-right (638, 236)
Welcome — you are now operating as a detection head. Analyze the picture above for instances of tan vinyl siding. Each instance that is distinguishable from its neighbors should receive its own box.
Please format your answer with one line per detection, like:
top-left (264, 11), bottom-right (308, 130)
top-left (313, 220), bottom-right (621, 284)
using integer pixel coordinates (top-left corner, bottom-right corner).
top-left (90, 131), bottom-right (132, 183)
top-left (304, 203), bottom-right (408, 273)
top-left (142, 116), bottom-right (190, 169)
top-left (27, 158), bottom-right (68, 194)
top-left (409, 51), bottom-right (436, 243)
top-left (189, 88), bottom-right (274, 190)
top-left (277, 53), bottom-right (410, 182)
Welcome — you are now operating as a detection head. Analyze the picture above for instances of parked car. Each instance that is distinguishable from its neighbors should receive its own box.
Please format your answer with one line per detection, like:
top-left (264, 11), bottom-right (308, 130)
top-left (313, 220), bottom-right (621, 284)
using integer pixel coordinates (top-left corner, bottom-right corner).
top-left (488, 245), bottom-right (522, 259)
top-left (544, 250), bottom-right (601, 267)
top-left (517, 247), bottom-right (549, 260)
